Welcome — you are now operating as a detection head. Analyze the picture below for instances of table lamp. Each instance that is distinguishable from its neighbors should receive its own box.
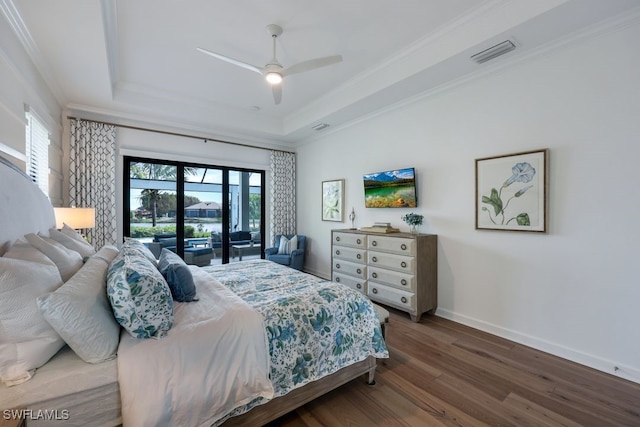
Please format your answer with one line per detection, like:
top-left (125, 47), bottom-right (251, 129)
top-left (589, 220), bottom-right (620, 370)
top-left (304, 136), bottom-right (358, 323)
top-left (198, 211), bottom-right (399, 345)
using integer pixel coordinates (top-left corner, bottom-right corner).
top-left (53, 207), bottom-right (95, 231)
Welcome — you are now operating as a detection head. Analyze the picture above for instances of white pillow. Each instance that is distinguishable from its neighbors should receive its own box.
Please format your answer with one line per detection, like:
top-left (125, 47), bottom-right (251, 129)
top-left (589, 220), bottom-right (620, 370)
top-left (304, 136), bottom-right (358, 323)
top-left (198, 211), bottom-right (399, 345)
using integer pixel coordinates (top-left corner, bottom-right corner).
top-left (0, 258), bottom-right (65, 386)
top-left (60, 223), bottom-right (88, 244)
top-left (92, 244), bottom-right (119, 265)
top-left (24, 233), bottom-right (84, 282)
top-left (48, 228), bottom-right (96, 258)
top-left (277, 235), bottom-right (298, 255)
top-left (3, 240), bottom-right (56, 265)
top-left (37, 245), bottom-right (120, 363)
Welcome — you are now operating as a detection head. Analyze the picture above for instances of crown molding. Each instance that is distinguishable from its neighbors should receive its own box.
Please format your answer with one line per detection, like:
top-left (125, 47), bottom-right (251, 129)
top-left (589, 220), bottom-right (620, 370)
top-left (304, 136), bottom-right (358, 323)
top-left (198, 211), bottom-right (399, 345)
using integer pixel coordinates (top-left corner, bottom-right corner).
top-left (65, 102), bottom-right (295, 152)
top-left (0, 0), bottom-right (66, 105)
top-left (100, 0), bottom-right (119, 98)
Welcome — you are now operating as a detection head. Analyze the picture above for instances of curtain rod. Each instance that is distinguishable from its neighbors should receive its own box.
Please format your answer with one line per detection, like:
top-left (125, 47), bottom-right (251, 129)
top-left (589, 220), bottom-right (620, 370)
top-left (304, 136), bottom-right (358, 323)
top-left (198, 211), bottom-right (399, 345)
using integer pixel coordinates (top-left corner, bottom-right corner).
top-left (66, 116), bottom-right (295, 154)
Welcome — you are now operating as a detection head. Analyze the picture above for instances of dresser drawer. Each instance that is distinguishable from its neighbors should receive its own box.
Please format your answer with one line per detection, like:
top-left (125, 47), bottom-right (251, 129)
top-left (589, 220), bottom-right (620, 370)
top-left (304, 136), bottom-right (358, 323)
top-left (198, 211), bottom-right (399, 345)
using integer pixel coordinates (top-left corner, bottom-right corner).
top-left (333, 259), bottom-right (366, 279)
top-left (333, 272), bottom-right (367, 295)
top-left (368, 267), bottom-right (415, 292)
top-left (333, 232), bottom-right (366, 249)
top-left (368, 251), bottom-right (415, 274)
top-left (367, 235), bottom-right (415, 256)
top-left (368, 283), bottom-right (415, 310)
top-left (333, 246), bottom-right (366, 263)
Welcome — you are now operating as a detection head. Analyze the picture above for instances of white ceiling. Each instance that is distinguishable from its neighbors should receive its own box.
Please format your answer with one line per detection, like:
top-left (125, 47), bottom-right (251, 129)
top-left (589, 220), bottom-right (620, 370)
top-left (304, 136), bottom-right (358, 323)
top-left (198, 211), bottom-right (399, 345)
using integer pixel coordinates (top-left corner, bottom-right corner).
top-left (4, 0), bottom-right (640, 148)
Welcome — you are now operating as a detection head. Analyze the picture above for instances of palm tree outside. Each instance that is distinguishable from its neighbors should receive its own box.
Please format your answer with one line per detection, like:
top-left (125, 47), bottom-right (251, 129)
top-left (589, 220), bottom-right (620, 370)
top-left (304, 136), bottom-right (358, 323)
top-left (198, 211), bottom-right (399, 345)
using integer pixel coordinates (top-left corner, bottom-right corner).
top-left (130, 162), bottom-right (198, 227)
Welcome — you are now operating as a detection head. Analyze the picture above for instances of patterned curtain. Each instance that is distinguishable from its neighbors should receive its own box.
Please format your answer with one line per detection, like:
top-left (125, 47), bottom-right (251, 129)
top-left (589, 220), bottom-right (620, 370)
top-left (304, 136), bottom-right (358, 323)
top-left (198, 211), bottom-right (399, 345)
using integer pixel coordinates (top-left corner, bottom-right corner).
top-left (69, 119), bottom-right (117, 248)
top-left (269, 150), bottom-right (296, 246)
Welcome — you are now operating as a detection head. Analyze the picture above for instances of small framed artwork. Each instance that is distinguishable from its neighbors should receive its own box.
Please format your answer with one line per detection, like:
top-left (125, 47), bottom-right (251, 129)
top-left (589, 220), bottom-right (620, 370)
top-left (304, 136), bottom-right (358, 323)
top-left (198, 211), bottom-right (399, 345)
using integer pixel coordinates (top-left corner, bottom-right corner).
top-left (322, 179), bottom-right (345, 222)
top-left (476, 149), bottom-right (548, 232)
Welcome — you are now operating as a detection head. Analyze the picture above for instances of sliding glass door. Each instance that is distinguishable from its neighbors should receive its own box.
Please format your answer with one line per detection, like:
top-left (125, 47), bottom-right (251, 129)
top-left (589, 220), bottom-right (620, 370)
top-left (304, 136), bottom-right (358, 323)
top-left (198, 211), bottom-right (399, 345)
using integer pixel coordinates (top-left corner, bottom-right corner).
top-left (227, 170), bottom-right (263, 263)
top-left (124, 157), bottom-right (264, 266)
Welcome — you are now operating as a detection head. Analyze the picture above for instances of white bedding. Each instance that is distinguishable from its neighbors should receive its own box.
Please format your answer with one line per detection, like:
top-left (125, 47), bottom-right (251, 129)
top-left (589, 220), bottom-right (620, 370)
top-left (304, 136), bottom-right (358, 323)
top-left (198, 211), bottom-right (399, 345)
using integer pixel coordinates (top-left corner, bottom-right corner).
top-left (0, 346), bottom-right (120, 427)
top-left (116, 266), bottom-right (274, 427)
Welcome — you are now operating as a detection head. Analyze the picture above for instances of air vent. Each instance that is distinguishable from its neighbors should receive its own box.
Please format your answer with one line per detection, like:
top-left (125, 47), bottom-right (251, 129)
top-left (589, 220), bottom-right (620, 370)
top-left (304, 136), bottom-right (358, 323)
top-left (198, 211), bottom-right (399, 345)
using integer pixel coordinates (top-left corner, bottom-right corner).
top-left (311, 123), bottom-right (330, 131)
top-left (471, 40), bottom-right (516, 64)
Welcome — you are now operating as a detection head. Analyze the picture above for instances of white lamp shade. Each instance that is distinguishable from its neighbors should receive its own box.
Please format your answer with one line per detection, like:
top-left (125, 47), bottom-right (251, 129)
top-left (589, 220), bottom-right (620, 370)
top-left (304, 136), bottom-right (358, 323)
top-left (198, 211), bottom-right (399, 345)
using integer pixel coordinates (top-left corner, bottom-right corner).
top-left (54, 207), bottom-right (95, 229)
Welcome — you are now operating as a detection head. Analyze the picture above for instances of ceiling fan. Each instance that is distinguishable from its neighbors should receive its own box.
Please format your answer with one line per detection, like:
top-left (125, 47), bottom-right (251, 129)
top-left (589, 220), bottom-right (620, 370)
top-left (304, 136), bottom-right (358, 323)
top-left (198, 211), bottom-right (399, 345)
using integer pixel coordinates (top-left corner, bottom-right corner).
top-left (197, 24), bottom-right (342, 105)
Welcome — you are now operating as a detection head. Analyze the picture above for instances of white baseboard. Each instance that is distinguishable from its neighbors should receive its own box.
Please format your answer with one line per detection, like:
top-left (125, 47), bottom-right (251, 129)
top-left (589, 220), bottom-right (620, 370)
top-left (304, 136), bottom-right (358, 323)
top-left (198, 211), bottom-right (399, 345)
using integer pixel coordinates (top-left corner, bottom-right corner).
top-left (301, 267), bottom-right (329, 280)
top-left (436, 308), bottom-right (640, 385)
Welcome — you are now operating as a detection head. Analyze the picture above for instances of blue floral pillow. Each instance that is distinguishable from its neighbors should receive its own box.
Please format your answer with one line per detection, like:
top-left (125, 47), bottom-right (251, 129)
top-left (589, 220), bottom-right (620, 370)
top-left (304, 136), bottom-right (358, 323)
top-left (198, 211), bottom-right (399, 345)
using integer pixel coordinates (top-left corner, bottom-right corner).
top-left (107, 247), bottom-right (173, 339)
top-left (123, 237), bottom-right (158, 266)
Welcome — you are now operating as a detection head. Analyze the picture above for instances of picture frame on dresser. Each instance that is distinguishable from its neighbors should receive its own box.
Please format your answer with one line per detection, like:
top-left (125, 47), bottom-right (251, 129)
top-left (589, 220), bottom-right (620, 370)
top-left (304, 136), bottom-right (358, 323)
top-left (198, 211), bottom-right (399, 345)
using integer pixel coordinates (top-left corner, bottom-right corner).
top-left (322, 179), bottom-right (345, 222)
top-left (475, 149), bottom-right (548, 233)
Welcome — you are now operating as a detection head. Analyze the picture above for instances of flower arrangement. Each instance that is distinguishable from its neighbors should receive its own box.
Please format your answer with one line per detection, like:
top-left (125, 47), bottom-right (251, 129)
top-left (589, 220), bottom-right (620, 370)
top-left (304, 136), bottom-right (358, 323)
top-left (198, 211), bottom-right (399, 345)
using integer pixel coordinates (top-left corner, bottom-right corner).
top-left (401, 212), bottom-right (423, 234)
top-left (401, 212), bottom-right (423, 226)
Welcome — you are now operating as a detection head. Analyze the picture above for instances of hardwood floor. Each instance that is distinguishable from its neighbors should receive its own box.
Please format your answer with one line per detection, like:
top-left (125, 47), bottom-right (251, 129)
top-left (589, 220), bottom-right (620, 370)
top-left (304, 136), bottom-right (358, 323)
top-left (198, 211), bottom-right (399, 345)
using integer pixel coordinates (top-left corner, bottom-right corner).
top-left (266, 307), bottom-right (640, 427)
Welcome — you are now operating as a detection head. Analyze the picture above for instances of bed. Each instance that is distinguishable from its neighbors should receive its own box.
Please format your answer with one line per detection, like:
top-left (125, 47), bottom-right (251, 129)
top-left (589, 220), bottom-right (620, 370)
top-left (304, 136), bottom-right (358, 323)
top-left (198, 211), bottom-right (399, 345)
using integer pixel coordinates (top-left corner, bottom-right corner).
top-left (0, 153), bottom-right (388, 426)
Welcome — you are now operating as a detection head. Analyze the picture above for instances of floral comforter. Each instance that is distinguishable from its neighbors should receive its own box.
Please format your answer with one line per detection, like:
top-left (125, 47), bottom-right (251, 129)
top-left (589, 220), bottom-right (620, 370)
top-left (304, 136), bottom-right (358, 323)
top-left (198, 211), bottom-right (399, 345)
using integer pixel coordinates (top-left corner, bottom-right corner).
top-left (202, 259), bottom-right (388, 397)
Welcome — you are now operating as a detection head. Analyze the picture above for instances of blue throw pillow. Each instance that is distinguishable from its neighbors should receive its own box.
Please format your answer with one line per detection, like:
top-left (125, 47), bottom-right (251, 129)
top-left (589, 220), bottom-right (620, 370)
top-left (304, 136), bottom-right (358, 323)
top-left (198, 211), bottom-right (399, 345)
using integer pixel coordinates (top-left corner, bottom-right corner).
top-left (158, 248), bottom-right (198, 302)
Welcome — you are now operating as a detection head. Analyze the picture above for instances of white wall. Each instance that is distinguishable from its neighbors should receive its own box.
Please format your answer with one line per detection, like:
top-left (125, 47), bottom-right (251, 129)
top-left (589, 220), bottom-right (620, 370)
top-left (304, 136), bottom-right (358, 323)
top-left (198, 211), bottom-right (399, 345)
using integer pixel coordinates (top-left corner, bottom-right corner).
top-left (297, 20), bottom-right (640, 383)
top-left (0, 17), bottom-right (63, 204)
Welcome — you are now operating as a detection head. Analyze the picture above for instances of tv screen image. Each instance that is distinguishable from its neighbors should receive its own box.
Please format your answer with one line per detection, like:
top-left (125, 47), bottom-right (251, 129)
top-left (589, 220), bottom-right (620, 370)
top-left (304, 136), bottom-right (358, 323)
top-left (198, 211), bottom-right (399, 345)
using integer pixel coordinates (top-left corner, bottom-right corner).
top-left (363, 167), bottom-right (417, 208)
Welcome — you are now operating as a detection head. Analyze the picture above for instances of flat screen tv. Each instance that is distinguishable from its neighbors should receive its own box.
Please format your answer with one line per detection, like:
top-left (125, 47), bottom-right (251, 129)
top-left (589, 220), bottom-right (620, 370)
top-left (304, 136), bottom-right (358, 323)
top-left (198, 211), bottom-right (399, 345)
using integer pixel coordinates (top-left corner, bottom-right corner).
top-left (363, 167), bottom-right (417, 208)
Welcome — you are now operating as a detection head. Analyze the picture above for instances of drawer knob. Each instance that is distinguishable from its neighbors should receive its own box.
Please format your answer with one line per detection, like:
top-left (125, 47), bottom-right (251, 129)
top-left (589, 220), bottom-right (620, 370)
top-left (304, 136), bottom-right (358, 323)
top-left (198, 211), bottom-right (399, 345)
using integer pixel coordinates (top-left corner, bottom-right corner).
top-left (401, 296), bottom-right (407, 304)
top-left (372, 272), bottom-right (378, 279)
top-left (335, 250), bottom-right (340, 255)
top-left (357, 238), bottom-right (362, 244)
top-left (401, 279), bottom-right (407, 286)
top-left (336, 263), bottom-right (341, 269)
top-left (335, 277), bottom-right (341, 282)
top-left (356, 283), bottom-right (362, 289)
top-left (372, 256), bottom-right (377, 262)
top-left (357, 254), bottom-right (361, 259)
top-left (372, 241), bottom-right (377, 246)
top-left (336, 236), bottom-right (341, 242)
top-left (401, 244), bottom-right (407, 250)
top-left (401, 261), bottom-right (407, 268)
top-left (357, 268), bottom-right (362, 274)
top-left (372, 288), bottom-right (378, 294)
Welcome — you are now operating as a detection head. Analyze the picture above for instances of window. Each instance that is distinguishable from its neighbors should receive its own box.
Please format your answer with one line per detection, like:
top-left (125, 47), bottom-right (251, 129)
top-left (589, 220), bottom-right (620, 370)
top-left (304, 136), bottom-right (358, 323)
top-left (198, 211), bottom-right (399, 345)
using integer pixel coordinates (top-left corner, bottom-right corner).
top-left (25, 108), bottom-right (50, 195)
top-left (124, 156), bottom-right (265, 266)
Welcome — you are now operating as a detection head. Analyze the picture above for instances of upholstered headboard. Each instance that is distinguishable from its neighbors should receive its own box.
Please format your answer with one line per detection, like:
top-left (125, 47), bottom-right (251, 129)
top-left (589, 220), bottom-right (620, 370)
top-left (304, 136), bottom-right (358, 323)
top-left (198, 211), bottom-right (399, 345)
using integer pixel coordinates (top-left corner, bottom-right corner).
top-left (0, 154), bottom-right (55, 251)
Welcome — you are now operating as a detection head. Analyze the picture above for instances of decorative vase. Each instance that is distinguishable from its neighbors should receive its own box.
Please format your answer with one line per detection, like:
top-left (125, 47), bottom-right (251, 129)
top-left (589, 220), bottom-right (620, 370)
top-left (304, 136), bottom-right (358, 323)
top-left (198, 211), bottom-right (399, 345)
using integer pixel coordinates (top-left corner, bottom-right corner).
top-left (409, 224), bottom-right (419, 235)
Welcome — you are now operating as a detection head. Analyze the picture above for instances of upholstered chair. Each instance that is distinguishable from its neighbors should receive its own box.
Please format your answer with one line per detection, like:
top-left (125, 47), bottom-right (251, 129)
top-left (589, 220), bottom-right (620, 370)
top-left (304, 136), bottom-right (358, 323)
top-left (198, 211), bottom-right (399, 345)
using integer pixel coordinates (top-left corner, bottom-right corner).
top-left (264, 234), bottom-right (306, 271)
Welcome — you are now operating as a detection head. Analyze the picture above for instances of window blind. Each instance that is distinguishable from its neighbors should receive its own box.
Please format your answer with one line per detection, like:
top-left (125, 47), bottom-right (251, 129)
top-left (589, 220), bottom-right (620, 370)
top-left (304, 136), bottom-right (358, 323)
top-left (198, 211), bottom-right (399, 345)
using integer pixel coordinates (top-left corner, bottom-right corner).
top-left (25, 109), bottom-right (50, 196)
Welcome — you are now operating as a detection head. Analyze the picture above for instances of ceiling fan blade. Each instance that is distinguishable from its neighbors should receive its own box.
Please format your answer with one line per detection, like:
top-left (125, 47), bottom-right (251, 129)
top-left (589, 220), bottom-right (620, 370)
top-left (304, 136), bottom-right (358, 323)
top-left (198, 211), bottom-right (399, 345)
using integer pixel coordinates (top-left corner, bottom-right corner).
top-left (282, 55), bottom-right (343, 76)
top-left (272, 85), bottom-right (282, 105)
top-left (196, 47), bottom-right (264, 75)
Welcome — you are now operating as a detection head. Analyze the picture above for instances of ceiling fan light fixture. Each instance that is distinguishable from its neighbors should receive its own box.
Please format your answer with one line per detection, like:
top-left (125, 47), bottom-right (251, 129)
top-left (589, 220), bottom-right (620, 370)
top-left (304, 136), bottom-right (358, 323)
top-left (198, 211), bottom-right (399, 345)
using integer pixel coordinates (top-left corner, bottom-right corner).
top-left (265, 72), bottom-right (282, 84)
top-left (197, 24), bottom-right (342, 105)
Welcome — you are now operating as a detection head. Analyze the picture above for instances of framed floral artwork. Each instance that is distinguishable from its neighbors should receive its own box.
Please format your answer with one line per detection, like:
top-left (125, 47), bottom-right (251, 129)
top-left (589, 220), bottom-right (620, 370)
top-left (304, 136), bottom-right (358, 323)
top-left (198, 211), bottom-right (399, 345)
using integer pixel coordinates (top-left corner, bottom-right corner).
top-left (322, 179), bottom-right (344, 222)
top-left (475, 149), bottom-right (548, 232)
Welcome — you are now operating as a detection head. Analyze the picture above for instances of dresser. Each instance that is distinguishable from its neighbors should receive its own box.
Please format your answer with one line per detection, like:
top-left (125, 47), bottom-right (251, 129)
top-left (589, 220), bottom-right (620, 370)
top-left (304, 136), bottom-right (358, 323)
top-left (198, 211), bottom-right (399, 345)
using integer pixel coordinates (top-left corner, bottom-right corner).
top-left (331, 229), bottom-right (437, 322)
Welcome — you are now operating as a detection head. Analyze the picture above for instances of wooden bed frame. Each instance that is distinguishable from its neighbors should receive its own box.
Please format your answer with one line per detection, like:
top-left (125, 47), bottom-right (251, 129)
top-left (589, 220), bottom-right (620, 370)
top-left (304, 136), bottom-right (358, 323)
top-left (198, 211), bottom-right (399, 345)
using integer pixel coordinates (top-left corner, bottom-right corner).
top-left (226, 356), bottom-right (376, 426)
top-left (0, 153), bottom-right (379, 426)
